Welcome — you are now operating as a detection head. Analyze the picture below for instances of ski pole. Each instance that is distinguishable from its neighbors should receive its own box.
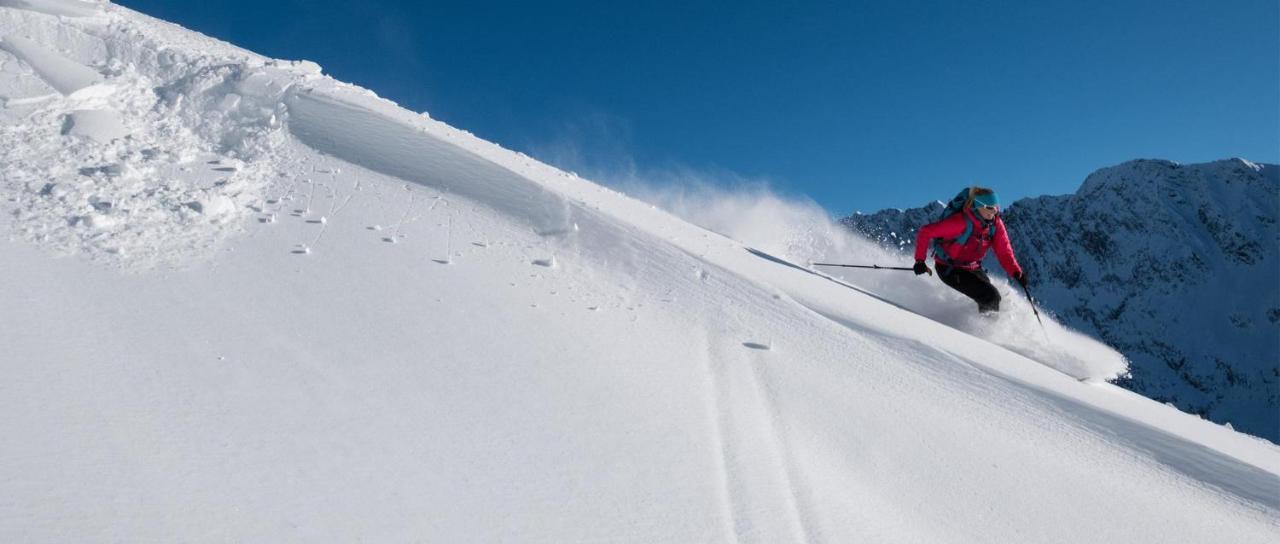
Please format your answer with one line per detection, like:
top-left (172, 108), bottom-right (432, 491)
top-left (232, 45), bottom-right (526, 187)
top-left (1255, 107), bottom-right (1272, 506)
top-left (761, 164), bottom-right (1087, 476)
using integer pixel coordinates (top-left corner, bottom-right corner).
top-left (1020, 283), bottom-right (1043, 326)
top-left (811, 262), bottom-right (915, 271)
top-left (1020, 282), bottom-right (1051, 341)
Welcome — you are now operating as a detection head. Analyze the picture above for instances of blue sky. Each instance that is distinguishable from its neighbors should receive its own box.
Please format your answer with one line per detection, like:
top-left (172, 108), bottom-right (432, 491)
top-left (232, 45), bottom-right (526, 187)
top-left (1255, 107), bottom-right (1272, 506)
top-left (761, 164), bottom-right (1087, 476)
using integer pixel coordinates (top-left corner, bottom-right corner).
top-left (117, 0), bottom-right (1278, 214)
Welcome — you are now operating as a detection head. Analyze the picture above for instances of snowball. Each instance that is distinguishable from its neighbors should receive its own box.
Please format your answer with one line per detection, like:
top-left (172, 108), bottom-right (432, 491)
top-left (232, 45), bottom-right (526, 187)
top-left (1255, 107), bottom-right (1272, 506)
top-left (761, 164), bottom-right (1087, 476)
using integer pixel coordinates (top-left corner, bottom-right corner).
top-left (83, 212), bottom-right (119, 229)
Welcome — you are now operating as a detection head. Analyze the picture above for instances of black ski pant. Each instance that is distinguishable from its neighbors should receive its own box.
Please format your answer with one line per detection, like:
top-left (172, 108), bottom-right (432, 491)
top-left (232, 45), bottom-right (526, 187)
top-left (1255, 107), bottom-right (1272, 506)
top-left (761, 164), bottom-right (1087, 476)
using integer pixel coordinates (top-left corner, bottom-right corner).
top-left (937, 263), bottom-right (1001, 313)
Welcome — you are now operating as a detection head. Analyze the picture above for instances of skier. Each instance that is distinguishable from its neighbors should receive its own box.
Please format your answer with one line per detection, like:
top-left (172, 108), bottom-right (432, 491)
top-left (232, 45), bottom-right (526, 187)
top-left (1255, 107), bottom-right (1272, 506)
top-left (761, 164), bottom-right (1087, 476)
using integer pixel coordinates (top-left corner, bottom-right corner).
top-left (912, 187), bottom-right (1026, 313)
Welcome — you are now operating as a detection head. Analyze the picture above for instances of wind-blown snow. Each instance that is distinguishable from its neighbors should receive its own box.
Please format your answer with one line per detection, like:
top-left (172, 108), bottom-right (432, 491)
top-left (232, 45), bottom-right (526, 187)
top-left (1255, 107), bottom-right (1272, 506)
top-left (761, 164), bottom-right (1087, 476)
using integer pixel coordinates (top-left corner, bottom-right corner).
top-left (0, 1), bottom-right (1277, 542)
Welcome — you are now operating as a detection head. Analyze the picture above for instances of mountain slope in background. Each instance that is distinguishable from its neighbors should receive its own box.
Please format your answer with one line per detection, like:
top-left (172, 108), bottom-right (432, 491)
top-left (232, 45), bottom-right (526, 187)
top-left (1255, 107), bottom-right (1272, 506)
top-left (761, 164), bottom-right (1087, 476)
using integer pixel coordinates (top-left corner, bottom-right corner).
top-left (1, 1), bottom-right (1277, 541)
top-left (842, 159), bottom-right (1280, 442)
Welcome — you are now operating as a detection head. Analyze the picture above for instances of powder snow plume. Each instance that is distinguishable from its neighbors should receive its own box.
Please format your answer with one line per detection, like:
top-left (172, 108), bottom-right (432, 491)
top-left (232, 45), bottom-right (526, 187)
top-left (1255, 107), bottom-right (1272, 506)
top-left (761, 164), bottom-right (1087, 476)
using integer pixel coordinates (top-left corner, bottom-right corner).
top-left (627, 180), bottom-right (1129, 381)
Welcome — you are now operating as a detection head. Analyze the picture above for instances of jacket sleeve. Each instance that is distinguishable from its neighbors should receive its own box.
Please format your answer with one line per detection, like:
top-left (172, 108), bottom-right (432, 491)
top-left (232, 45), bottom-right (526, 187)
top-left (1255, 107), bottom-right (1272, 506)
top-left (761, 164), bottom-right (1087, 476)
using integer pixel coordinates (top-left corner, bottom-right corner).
top-left (992, 218), bottom-right (1023, 278)
top-left (913, 213), bottom-right (967, 261)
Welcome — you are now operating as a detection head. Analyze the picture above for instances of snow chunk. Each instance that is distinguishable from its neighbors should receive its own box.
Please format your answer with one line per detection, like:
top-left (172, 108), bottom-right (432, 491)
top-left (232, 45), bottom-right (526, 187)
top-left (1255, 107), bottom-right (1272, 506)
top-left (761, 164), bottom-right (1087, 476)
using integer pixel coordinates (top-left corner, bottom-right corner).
top-left (0, 35), bottom-right (101, 95)
top-left (61, 108), bottom-right (126, 143)
top-left (81, 211), bottom-right (118, 229)
top-left (187, 193), bottom-right (238, 222)
top-left (272, 59), bottom-right (322, 76)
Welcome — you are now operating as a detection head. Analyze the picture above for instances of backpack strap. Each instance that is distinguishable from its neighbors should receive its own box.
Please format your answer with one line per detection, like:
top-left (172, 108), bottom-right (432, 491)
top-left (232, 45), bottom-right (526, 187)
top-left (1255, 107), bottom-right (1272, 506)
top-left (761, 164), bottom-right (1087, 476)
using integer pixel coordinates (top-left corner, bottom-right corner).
top-left (939, 209), bottom-right (976, 245)
top-left (953, 211), bottom-right (976, 246)
top-left (930, 238), bottom-right (953, 265)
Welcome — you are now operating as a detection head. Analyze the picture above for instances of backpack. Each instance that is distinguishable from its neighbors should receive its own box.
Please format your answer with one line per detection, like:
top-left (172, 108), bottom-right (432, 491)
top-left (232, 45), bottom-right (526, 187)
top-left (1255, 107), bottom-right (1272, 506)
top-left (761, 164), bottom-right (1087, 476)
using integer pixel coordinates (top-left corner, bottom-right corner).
top-left (931, 187), bottom-right (994, 264)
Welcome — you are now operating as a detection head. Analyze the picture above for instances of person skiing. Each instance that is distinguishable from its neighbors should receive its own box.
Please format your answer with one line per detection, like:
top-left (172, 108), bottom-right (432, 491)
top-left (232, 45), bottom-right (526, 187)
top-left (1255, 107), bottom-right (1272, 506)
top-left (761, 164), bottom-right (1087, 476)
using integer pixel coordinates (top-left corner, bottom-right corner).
top-left (912, 186), bottom-right (1026, 313)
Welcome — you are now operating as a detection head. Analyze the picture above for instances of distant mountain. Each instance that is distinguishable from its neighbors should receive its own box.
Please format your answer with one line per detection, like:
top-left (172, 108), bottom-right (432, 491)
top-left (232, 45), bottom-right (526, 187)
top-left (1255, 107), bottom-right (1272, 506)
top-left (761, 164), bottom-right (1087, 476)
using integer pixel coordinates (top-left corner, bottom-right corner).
top-left (842, 159), bottom-right (1279, 442)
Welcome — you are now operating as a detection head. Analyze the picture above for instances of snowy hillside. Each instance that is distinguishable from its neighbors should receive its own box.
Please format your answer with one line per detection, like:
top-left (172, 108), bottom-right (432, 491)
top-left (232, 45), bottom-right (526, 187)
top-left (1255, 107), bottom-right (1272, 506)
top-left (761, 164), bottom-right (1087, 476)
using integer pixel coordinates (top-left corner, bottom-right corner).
top-left (842, 159), bottom-right (1280, 442)
top-left (2, 1), bottom-right (1278, 542)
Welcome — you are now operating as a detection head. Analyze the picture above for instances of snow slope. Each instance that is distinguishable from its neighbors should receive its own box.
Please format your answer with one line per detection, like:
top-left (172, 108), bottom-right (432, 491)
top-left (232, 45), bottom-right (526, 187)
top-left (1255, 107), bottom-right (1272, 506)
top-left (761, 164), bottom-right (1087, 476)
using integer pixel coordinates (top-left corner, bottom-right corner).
top-left (1, 2), bottom-right (1277, 542)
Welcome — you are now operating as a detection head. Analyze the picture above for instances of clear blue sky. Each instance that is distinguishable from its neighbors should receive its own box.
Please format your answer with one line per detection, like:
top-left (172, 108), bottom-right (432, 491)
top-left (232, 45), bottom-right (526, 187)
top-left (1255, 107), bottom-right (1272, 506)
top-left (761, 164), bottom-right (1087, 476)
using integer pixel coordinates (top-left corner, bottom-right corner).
top-left (117, 0), bottom-right (1278, 214)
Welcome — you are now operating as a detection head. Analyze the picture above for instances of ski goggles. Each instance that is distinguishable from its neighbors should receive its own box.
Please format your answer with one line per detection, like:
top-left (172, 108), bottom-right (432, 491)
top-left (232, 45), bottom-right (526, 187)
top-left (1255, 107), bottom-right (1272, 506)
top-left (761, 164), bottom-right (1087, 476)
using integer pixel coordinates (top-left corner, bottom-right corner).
top-left (972, 192), bottom-right (1000, 211)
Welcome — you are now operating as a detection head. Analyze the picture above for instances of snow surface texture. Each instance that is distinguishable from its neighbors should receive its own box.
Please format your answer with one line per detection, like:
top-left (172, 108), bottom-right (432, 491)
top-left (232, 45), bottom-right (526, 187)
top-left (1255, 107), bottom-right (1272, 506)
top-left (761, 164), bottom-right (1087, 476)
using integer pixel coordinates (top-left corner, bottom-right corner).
top-left (1, 2), bottom-right (1278, 542)
top-left (843, 159), bottom-right (1280, 442)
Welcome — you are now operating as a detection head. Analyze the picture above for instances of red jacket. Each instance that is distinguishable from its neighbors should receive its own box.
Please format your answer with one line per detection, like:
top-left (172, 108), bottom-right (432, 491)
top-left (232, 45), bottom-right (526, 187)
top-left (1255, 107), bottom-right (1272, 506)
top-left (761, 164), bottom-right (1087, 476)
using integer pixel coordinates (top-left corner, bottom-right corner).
top-left (914, 208), bottom-right (1022, 277)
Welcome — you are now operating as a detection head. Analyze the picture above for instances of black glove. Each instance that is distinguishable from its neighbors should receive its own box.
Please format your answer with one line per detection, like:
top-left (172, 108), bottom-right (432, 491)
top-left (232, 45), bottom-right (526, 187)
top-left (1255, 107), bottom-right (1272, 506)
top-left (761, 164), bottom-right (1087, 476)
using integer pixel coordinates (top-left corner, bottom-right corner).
top-left (913, 261), bottom-right (932, 276)
top-left (1014, 271), bottom-right (1029, 288)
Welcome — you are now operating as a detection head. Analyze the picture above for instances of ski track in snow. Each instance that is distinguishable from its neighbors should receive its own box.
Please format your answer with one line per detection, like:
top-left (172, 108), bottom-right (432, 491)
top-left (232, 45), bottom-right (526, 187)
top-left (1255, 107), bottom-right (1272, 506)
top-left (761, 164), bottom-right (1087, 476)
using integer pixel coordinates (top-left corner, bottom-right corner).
top-left (702, 326), bottom-right (815, 543)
